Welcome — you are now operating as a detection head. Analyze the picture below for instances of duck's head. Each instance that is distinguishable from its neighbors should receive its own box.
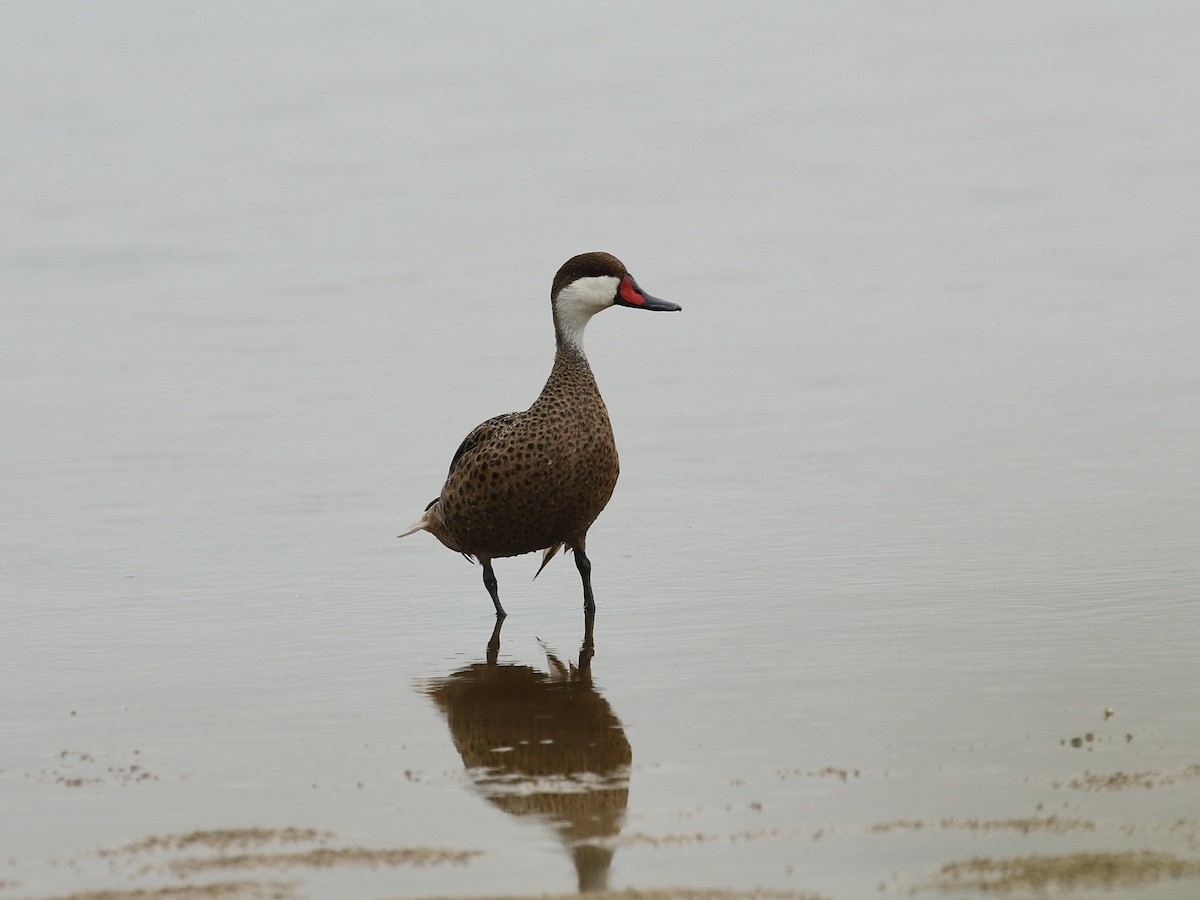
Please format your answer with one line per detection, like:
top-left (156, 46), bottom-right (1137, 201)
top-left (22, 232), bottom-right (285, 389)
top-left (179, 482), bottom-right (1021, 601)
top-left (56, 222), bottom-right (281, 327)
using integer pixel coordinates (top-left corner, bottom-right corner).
top-left (550, 251), bottom-right (681, 350)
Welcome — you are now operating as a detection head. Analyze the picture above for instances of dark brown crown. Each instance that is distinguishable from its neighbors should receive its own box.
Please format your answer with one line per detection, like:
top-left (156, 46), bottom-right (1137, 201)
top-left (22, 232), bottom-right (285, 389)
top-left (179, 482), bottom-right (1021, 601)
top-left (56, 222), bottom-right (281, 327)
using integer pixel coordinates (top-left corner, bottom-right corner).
top-left (551, 252), bottom-right (627, 300)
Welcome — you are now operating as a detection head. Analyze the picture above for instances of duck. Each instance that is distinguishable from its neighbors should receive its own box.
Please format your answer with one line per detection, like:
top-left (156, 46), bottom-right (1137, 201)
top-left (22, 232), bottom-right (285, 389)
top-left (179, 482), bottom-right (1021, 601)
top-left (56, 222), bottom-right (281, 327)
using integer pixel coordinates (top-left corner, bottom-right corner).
top-left (399, 251), bottom-right (681, 618)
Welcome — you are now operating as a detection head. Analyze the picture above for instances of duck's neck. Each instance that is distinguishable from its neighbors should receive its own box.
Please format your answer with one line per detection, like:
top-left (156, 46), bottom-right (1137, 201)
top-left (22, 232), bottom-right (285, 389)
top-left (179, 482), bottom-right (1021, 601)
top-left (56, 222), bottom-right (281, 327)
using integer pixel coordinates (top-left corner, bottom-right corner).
top-left (535, 338), bottom-right (601, 406)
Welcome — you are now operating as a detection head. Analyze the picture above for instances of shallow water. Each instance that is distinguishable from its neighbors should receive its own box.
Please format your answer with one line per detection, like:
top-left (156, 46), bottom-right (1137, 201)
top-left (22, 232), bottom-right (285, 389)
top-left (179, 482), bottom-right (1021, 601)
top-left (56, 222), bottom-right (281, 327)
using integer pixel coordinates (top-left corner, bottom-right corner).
top-left (3, 3), bottom-right (1199, 898)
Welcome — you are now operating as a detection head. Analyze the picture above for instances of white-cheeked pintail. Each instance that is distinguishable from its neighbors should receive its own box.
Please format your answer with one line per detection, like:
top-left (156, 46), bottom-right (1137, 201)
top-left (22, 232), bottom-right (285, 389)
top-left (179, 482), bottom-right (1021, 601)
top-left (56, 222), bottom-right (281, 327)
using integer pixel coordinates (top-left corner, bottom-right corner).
top-left (399, 252), bottom-right (681, 618)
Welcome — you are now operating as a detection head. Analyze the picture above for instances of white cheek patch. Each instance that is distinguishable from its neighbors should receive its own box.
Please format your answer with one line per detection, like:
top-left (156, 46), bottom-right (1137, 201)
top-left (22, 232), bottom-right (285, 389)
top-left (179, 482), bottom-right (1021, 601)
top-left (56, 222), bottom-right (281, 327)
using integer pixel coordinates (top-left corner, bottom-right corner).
top-left (558, 276), bottom-right (619, 314)
top-left (554, 275), bottom-right (619, 350)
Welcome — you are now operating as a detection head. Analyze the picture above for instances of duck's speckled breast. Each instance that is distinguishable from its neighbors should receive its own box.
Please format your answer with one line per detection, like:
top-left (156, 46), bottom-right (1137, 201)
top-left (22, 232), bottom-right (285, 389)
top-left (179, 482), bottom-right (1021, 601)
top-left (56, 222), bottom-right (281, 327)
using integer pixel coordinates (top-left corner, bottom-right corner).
top-left (432, 348), bottom-right (620, 559)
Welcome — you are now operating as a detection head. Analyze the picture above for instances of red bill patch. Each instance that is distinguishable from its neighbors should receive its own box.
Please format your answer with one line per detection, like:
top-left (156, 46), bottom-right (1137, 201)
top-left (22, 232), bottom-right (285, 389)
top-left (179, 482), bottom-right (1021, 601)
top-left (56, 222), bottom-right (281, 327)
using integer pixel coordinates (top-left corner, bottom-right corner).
top-left (618, 277), bottom-right (644, 305)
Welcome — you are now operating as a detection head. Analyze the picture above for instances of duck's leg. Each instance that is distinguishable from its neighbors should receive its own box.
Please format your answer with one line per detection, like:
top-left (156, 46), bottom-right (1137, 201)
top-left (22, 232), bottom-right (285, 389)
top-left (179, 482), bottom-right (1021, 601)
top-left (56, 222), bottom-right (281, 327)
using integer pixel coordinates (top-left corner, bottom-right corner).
top-left (579, 604), bottom-right (595, 674)
top-left (572, 538), bottom-right (595, 613)
top-left (481, 557), bottom-right (506, 618)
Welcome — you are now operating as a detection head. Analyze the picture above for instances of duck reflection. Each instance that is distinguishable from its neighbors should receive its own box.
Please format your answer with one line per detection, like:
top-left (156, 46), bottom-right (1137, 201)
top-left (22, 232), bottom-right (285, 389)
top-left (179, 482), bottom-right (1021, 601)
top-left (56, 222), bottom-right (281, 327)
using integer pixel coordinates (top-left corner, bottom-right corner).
top-left (425, 614), bottom-right (630, 892)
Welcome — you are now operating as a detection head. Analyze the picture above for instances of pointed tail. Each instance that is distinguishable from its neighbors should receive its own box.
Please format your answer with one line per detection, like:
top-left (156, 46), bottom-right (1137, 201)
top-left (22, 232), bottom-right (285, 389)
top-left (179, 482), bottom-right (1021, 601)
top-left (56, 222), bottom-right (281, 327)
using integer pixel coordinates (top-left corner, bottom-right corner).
top-left (533, 541), bottom-right (575, 579)
top-left (533, 543), bottom-right (561, 578)
top-left (397, 518), bottom-right (426, 539)
top-left (397, 499), bottom-right (438, 539)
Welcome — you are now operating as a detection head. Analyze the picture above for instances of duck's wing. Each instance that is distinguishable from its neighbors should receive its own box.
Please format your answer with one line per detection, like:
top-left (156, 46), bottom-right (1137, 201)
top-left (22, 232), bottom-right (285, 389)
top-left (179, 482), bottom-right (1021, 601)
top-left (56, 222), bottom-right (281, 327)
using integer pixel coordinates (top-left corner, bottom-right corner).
top-left (447, 412), bottom-right (520, 477)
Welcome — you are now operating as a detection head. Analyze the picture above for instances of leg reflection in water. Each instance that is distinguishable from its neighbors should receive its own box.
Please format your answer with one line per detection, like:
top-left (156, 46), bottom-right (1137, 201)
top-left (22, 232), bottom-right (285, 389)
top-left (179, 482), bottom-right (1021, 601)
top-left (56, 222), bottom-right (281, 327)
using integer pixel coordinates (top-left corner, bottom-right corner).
top-left (426, 614), bottom-right (629, 892)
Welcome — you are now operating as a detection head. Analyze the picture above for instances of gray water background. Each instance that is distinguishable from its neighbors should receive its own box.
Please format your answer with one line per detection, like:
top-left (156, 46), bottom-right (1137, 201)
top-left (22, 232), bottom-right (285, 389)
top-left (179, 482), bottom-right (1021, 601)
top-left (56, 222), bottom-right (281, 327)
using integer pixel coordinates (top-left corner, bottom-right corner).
top-left (3, 2), bottom-right (1199, 898)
